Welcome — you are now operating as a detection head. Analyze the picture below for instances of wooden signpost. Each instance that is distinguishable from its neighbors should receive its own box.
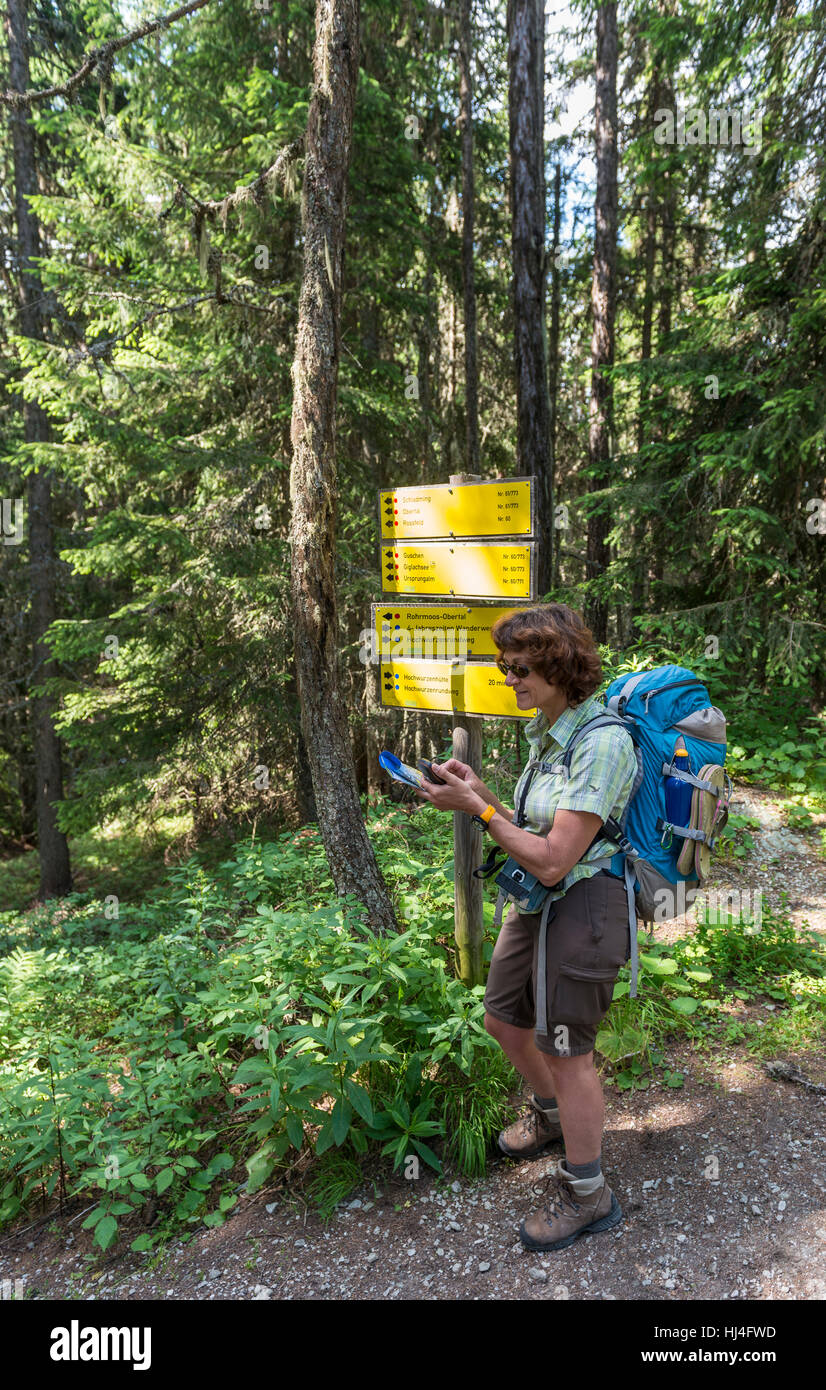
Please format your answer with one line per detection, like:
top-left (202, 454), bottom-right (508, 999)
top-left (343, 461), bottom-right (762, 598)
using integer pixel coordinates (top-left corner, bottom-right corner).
top-left (370, 473), bottom-right (537, 986)
top-left (379, 477), bottom-right (534, 540)
top-left (372, 603), bottom-right (518, 659)
top-left (379, 657), bottom-right (535, 719)
top-left (380, 540), bottom-right (534, 599)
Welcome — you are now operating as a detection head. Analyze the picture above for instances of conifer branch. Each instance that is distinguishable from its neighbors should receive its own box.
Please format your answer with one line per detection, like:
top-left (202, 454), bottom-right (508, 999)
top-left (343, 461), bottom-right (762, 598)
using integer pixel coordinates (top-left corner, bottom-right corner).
top-left (65, 286), bottom-right (281, 371)
top-left (162, 136), bottom-right (306, 231)
top-left (1, 0), bottom-right (213, 109)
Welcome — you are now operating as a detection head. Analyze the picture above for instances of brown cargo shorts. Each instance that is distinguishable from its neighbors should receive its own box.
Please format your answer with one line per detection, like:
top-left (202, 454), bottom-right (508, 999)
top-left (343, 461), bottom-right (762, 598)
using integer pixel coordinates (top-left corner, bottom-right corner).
top-left (483, 869), bottom-right (630, 1057)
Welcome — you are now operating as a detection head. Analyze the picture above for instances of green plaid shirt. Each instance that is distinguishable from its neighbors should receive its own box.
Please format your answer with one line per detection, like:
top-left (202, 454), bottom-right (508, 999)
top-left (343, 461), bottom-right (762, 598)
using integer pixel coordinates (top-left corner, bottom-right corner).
top-left (512, 694), bottom-right (637, 901)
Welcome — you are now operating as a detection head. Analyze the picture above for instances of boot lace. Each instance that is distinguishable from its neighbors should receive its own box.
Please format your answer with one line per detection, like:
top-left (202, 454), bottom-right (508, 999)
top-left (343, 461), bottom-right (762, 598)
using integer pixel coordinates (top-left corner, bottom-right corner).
top-left (531, 1171), bottom-right (581, 1220)
top-left (519, 1097), bottom-right (553, 1140)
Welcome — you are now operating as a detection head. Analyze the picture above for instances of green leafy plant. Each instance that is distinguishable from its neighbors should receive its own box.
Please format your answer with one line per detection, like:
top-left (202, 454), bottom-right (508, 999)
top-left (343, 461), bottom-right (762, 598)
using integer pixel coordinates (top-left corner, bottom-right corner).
top-left (2, 797), bottom-right (824, 1247)
top-left (715, 812), bottom-right (760, 860)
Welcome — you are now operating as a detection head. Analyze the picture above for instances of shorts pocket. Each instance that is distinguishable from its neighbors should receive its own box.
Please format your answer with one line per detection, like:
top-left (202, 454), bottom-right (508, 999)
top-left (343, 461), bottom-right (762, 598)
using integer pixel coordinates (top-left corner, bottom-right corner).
top-left (584, 877), bottom-right (609, 944)
top-left (552, 962), bottom-right (619, 1026)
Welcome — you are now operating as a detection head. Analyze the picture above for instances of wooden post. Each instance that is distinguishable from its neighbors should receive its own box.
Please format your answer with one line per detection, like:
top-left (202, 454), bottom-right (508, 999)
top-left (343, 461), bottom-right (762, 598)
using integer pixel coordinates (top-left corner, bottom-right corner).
top-left (449, 473), bottom-right (485, 986)
top-left (452, 717), bottom-right (484, 986)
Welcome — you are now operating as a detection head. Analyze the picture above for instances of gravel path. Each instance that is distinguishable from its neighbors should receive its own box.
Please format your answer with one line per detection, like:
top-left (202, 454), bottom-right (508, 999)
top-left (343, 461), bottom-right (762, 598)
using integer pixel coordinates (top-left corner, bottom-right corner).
top-left (4, 1042), bottom-right (825, 1302)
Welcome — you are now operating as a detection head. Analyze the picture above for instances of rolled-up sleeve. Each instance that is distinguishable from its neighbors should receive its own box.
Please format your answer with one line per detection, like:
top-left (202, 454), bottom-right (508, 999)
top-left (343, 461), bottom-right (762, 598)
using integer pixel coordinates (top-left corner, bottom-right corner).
top-left (553, 729), bottom-right (637, 822)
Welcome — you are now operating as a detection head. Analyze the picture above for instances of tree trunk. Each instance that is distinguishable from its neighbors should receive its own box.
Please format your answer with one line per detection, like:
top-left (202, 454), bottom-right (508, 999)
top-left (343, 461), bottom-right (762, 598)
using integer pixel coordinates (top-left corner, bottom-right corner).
top-left (637, 195), bottom-right (656, 454)
top-left (744, 0), bottom-right (795, 261)
top-left (278, 0), bottom-right (290, 75)
top-left (288, 0), bottom-right (397, 933)
top-left (507, 0), bottom-right (551, 589)
top-left (650, 62), bottom-right (675, 595)
top-left (452, 717), bottom-right (483, 985)
top-left (284, 669), bottom-right (317, 823)
top-left (446, 281), bottom-right (459, 472)
top-left (585, 0), bottom-right (618, 643)
top-left (418, 109), bottom-right (441, 482)
top-left (417, 236), bottom-right (435, 482)
top-left (458, 0), bottom-right (479, 474)
top-left (6, 0), bottom-right (72, 898)
top-left (359, 299), bottom-right (386, 804)
top-left (632, 68), bottom-right (659, 620)
top-left (655, 65), bottom-right (675, 352)
top-left (548, 160), bottom-right (561, 592)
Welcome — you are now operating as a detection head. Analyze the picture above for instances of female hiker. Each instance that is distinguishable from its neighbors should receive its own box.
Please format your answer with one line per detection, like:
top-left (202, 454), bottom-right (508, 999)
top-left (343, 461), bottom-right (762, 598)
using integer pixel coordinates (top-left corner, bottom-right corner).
top-left (415, 603), bottom-right (637, 1251)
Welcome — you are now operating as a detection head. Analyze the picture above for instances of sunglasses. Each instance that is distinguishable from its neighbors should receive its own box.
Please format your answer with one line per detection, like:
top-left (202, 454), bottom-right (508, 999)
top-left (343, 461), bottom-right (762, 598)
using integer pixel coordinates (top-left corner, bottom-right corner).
top-left (496, 658), bottom-right (532, 678)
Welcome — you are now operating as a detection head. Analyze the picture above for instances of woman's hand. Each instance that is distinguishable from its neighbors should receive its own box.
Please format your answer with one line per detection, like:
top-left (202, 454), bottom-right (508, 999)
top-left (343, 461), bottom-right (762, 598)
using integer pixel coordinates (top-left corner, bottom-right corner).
top-left (415, 762), bottom-right (485, 816)
top-left (431, 759), bottom-right (490, 802)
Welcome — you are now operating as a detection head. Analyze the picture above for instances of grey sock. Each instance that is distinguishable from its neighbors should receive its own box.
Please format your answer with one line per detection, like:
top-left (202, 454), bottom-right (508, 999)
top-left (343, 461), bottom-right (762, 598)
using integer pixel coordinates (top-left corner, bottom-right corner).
top-left (533, 1092), bottom-right (558, 1110)
top-left (565, 1156), bottom-right (602, 1180)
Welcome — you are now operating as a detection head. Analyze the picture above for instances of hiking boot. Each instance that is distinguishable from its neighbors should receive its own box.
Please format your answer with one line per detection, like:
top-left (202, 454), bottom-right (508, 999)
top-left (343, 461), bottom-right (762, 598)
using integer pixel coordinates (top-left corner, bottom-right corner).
top-left (497, 1095), bottom-right (563, 1159)
top-left (519, 1159), bottom-right (623, 1251)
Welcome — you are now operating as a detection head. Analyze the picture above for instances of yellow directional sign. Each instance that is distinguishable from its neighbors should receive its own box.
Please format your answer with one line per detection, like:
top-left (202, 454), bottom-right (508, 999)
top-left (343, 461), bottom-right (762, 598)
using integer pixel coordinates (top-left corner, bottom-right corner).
top-left (371, 604), bottom-right (520, 659)
top-left (380, 659), bottom-right (536, 720)
top-left (381, 542), bottom-right (534, 599)
top-left (380, 478), bottom-right (533, 540)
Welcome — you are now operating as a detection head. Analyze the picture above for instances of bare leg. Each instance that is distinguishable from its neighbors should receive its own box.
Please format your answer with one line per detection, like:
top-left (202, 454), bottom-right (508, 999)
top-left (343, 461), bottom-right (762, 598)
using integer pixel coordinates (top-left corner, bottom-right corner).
top-left (543, 1050), bottom-right (603, 1165)
top-left (484, 1014), bottom-right (559, 1099)
top-left (485, 1013), bottom-right (603, 1165)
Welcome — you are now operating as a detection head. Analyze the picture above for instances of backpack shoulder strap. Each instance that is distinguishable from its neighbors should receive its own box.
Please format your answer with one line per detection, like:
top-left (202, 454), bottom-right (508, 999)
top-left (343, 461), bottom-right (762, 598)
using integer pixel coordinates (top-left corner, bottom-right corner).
top-left (559, 711), bottom-right (632, 774)
top-left (560, 711), bottom-right (644, 847)
top-left (606, 671), bottom-right (649, 718)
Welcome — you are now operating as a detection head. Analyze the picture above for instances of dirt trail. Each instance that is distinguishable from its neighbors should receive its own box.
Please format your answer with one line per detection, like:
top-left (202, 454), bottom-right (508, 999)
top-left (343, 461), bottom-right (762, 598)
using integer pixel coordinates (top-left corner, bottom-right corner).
top-left (2, 784), bottom-right (825, 1302)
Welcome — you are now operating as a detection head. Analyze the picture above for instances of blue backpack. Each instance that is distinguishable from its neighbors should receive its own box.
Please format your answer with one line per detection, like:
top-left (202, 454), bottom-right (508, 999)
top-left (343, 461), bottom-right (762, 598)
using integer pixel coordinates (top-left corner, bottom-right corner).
top-left (560, 666), bottom-right (732, 997)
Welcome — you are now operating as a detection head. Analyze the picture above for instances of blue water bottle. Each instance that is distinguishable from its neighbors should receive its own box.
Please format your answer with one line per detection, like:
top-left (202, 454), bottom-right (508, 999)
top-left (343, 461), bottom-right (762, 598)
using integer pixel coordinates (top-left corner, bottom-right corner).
top-left (665, 747), bottom-right (693, 831)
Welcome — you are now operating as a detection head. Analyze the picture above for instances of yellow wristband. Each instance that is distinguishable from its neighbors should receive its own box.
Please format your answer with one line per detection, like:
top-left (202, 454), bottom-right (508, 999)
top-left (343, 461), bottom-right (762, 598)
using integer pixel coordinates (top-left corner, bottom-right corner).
top-left (479, 804), bottom-right (496, 825)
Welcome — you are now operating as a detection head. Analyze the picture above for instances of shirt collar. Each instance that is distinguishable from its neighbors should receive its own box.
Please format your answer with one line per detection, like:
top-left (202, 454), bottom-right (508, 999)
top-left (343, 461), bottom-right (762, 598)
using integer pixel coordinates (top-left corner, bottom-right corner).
top-left (524, 693), bottom-right (603, 757)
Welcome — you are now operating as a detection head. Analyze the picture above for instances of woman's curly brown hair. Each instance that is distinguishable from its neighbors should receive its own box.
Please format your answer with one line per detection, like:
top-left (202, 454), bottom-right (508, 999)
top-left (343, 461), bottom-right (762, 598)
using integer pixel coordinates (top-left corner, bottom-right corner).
top-left (490, 604), bottom-right (602, 707)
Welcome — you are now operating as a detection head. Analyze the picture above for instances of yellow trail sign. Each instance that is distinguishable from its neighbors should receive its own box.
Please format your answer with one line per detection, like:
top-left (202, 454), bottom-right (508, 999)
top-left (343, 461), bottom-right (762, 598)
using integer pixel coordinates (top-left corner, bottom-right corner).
top-left (371, 604), bottom-right (520, 659)
top-left (381, 541), bottom-right (534, 599)
top-left (380, 659), bottom-right (536, 720)
top-left (380, 478), bottom-right (533, 540)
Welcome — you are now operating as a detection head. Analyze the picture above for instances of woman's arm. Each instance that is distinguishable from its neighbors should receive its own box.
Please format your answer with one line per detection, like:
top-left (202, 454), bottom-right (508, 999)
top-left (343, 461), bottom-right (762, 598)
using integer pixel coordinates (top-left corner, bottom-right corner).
top-left (481, 806), bottom-right (603, 886)
top-left (417, 767), bottom-right (600, 886)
